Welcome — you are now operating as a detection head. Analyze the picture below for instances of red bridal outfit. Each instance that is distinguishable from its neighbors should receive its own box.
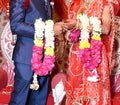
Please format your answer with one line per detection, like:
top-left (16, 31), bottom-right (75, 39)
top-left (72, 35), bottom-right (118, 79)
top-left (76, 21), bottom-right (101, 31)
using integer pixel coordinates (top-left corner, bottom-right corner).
top-left (54, 0), bottom-right (118, 105)
top-left (54, 0), bottom-right (81, 20)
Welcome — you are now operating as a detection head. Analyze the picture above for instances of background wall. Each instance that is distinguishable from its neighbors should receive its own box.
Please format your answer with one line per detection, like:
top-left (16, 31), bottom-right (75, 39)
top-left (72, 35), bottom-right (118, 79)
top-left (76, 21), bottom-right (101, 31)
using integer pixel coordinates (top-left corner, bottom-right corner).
top-left (0, 10), bottom-right (9, 66)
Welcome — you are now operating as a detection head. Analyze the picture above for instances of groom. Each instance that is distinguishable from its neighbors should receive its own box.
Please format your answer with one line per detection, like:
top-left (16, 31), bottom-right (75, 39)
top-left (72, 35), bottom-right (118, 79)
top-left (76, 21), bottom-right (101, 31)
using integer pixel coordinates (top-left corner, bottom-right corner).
top-left (9, 0), bottom-right (65, 105)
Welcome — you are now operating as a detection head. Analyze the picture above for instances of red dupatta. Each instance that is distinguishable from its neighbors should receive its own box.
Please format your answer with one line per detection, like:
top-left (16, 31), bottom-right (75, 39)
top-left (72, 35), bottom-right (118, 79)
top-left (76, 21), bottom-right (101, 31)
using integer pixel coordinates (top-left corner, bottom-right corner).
top-left (54, 0), bottom-right (81, 20)
top-left (114, 3), bottom-right (120, 16)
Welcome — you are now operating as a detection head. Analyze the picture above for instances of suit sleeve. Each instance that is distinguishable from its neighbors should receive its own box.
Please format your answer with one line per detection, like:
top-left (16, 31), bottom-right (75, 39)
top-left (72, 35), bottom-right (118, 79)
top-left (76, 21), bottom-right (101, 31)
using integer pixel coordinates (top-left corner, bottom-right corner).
top-left (10, 0), bottom-right (34, 39)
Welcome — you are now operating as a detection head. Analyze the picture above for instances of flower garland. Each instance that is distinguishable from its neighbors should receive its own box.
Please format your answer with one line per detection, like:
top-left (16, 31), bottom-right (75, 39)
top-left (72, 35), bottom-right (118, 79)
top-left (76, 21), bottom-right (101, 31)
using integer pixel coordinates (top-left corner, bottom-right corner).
top-left (69, 29), bottom-right (80, 42)
top-left (78, 13), bottom-right (90, 49)
top-left (31, 18), bottom-right (55, 76)
top-left (79, 14), bottom-right (102, 82)
top-left (86, 16), bottom-right (102, 70)
top-left (30, 18), bottom-right (55, 90)
top-left (69, 13), bottom-right (102, 82)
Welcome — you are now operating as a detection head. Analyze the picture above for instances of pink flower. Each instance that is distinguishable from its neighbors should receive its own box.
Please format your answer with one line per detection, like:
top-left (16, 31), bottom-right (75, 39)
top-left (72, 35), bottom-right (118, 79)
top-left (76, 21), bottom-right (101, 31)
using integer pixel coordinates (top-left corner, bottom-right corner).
top-left (31, 45), bottom-right (55, 76)
top-left (70, 29), bottom-right (80, 42)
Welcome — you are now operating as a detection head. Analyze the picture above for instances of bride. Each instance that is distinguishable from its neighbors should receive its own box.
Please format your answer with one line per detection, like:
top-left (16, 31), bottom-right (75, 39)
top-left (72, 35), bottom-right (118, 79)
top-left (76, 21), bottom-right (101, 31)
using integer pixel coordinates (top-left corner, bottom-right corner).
top-left (54, 0), bottom-right (118, 104)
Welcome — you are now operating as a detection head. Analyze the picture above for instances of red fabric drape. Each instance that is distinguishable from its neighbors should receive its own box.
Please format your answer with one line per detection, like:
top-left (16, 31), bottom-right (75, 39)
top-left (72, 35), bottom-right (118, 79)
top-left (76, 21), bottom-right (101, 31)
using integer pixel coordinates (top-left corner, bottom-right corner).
top-left (54, 0), bottom-right (81, 20)
top-left (114, 3), bottom-right (120, 16)
top-left (54, 0), bottom-right (68, 20)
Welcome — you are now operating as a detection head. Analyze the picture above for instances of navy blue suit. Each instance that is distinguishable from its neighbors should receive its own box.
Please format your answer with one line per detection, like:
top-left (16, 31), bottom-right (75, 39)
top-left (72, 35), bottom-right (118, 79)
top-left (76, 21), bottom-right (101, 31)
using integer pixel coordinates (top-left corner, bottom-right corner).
top-left (9, 0), bottom-right (52, 105)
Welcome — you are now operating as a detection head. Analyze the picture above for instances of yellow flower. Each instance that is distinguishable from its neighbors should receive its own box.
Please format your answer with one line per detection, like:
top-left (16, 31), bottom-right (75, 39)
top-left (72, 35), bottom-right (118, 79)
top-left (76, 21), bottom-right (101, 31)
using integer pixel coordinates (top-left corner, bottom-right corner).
top-left (46, 19), bottom-right (53, 24)
top-left (34, 39), bottom-right (43, 47)
top-left (45, 47), bottom-right (54, 56)
top-left (92, 35), bottom-right (101, 41)
top-left (79, 40), bottom-right (90, 49)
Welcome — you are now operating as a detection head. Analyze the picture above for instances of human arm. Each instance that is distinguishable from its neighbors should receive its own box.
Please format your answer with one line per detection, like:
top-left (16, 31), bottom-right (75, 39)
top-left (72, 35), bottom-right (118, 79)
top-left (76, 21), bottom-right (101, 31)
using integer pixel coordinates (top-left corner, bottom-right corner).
top-left (64, 5), bottom-right (112, 41)
top-left (54, 22), bottom-right (66, 35)
top-left (101, 5), bottom-right (112, 35)
top-left (10, 0), bottom-right (35, 39)
top-left (10, 0), bottom-right (64, 39)
top-left (63, 19), bottom-right (77, 30)
top-left (64, 5), bottom-right (112, 35)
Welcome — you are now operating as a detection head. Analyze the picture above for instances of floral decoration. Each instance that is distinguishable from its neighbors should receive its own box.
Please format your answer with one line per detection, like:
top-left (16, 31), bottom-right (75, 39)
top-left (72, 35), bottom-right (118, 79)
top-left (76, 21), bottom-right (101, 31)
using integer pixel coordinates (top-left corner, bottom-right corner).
top-left (30, 18), bottom-right (55, 90)
top-left (31, 18), bottom-right (55, 76)
top-left (69, 13), bottom-right (102, 82)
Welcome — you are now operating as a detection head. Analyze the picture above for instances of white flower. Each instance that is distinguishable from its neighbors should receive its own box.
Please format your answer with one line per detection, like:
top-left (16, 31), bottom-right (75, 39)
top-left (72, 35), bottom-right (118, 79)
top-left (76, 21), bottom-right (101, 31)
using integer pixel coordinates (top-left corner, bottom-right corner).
top-left (90, 16), bottom-right (101, 35)
top-left (80, 29), bottom-right (90, 40)
top-left (79, 14), bottom-right (89, 28)
top-left (34, 18), bottom-right (45, 39)
top-left (45, 20), bottom-right (54, 48)
top-left (78, 14), bottom-right (90, 41)
top-left (30, 73), bottom-right (39, 90)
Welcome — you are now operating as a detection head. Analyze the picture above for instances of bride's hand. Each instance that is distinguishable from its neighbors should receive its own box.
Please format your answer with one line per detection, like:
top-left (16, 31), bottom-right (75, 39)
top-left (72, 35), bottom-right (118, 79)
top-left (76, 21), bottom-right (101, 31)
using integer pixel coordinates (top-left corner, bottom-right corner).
top-left (54, 22), bottom-right (64, 35)
top-left (54, 22), bottom-right (68, 35)
top-left (64, 19), bottom-right (77, 30)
